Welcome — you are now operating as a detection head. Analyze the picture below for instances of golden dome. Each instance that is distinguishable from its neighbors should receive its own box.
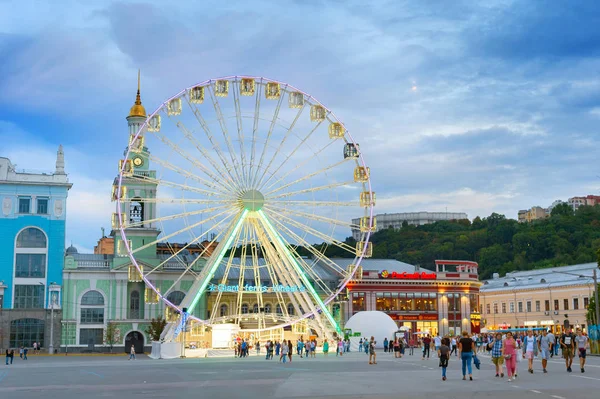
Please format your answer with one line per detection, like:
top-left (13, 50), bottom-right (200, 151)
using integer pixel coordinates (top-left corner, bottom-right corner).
top-left (128, 70), bottom-right (146, 118)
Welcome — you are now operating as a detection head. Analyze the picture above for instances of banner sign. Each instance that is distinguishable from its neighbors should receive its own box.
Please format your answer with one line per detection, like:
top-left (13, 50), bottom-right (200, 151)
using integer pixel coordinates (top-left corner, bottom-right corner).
top-left (380, 270), bottom-right (437, 280)
top-left (208, 284), bottom-right (307, 293)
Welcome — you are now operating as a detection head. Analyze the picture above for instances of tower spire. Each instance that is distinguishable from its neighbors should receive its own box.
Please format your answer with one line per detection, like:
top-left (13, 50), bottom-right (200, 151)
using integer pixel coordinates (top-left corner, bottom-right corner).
top-left (55, 144), bottom-right (66, 175)
top-left (128, 69), bottom-right (146, 118)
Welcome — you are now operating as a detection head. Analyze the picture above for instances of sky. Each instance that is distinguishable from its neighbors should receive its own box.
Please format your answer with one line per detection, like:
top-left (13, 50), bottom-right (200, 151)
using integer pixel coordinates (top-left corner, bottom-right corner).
top-left (1, 0), bottom-right (599, 253)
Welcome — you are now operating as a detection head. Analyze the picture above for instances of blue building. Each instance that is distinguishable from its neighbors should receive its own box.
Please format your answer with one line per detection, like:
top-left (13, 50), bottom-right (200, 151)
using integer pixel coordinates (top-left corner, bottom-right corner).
top-left (0, 147), bottom-right (72, 352)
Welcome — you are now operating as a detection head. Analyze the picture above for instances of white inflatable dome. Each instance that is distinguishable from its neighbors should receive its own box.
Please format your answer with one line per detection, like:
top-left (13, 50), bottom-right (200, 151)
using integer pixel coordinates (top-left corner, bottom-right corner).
top-left (344, 311), bottom-right (397, 349)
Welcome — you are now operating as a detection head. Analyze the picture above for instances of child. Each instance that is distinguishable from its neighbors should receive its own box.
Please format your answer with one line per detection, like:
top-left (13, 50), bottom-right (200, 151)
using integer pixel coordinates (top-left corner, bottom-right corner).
top-left (438, 337), bottom-right (450, 381)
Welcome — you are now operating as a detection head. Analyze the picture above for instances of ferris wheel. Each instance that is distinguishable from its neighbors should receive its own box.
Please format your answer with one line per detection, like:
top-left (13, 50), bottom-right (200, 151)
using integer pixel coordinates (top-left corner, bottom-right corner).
top-left (115, 76), bottom-right (375, 339)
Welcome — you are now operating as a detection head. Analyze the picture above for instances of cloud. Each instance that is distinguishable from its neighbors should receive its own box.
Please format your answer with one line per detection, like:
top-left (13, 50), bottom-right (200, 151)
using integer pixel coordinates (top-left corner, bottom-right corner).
top-left (1, 0), bottom-right (600, 248)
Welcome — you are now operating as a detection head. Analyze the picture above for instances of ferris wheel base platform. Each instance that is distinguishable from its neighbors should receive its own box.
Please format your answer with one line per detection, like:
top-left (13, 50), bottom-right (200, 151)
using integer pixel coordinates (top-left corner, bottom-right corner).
top-left (150, 342), bottom-right (241, 359)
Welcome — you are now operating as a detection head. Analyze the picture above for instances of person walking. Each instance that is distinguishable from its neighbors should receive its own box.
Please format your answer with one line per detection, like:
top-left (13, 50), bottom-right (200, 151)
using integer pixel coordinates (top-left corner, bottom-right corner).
top-left (490, 333), bottom-right (504, 378)
top-left (438, 337), bottom-right (450, 381)
top-left (450, 336), bottom-right (458, 357)
top-left (275, 340), bottom-right (281, 357)
top-left (368, 336), bottom-right (377, 365)
top-left (522, 330), bottom-right (538, 374)
top-left (538, 330), bottom-right (551, 373)
top-left (575, 329), bottom-right (588, 373)
top-left (337, 339), bottom-right (344, 357)
top-left (129, 345), bottom-right (136, 360)
top-left (5, 349), bottom-right (10, 365)
top-left (458, 331), bottom-right (475, 381)
top-left (23, 347), bottom-right (28, 360)
top-left (409, 336), bottom-right (415, 356)
top-left (323, 339), bottom-right (329, 356)
top-left (560, 329), bottom-right (576, 372)
top-left (422, 334), bottom-right (432, 360)
top-left (393, 338), bottom-right (400, 358)
top-left (359, 338), bottom-right (363, 352)
top-left (256, 341), bottom-right (260, 356)
top-left (502, 331), bottom-right (518, 382)
top-left (19, 347), bottom-right (23, 359)
top-left (281, 340), bottom-right (289, 363)
top-left (363, 338), bottom-right (369, 355)
top-left (383, 338), bottom-right (388, 353)
top-left (287, 340), bottom-right (293, 363)
top-left (546, 330), bottom-right (555, 358)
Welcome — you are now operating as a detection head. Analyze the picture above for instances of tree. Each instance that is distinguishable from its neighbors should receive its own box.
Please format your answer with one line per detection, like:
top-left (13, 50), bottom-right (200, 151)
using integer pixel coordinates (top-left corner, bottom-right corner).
top-left (104, 322), bottom-right (121, 353)
top-left (551, 202), bottom-right (573, 217)
top-left (146, 317), bottom-right (168, 342)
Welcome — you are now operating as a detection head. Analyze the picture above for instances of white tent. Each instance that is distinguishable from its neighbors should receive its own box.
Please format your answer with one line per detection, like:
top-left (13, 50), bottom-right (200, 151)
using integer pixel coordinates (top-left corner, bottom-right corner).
top-left (344, 311), bottom-right (398, 350)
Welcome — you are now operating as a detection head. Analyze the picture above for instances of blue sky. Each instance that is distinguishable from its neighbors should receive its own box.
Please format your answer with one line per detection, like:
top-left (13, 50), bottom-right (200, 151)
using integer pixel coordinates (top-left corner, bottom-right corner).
top-left (1, 0), bottom-right (599, 252)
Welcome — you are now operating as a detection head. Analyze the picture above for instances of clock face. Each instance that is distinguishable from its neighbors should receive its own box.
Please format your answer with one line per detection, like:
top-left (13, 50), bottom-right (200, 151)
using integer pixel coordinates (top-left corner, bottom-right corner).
top-left (133, 157), bottom-right (144, 167)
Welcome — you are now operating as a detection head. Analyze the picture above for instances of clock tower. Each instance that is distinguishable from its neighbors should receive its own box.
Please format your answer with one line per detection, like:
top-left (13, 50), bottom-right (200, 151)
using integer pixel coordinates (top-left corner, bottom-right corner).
top-left (112, 71), bottom-right (160, 267)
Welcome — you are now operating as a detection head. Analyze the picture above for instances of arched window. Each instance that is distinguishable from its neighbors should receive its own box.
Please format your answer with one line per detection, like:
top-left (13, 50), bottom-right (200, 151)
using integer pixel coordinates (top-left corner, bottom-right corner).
top-left (16, 228), bottom-right (47, 248)
top-left (167, 291), bottom-right (185, 306)
top-left (81, 291), bottom-right (104, 305)
top-left (80, 291), bottom-right (104, 324)
top-left (241, 303), bottom-right (249, 314)
top-left (15, 227), bottom-right (47, 279)
top-left (287, 304), bottom-right (295, 316)
top-left (276, 304), bottom-right (283, 315)
top-left (10, 318), bottom-right (44, 348)
top-left (220, 304), bottom-right (228, 317)
top-left (129, 290), bottom-right (140, 319)
top-left (264, 303), bottom-right (271, 314)
top-left (253, 304), bottom-right (259, 313)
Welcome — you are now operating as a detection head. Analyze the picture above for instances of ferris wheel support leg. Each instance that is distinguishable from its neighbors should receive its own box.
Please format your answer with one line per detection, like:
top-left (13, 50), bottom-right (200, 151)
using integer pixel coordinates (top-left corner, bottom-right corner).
top-left (256, 210), bottom-right (341, 335)
top-left (161, 210), bottom-right (249, 342)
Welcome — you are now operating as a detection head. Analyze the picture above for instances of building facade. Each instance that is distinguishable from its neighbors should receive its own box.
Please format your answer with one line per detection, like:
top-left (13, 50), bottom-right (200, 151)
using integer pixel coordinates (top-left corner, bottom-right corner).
top-left (518, 206), bottom-right (548, 223)
top-left (344, 259), bottom-right (482, 336)
top-left (351, 211), bottom-right (468, 240)
top-left (0, 149), bottom-right (72, 352)
top-left (480, 263), bottom-right (597, 333)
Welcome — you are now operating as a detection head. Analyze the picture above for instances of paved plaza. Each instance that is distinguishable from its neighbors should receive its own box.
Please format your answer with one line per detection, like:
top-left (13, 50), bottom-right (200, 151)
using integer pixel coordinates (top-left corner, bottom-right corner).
top-left (0, 351), bottom-right (598, 399)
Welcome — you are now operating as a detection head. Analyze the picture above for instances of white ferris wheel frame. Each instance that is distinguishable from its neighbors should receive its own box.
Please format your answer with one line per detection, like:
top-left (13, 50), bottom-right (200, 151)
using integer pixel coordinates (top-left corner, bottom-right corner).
top-left (115, 75), bottom-right (374, 335)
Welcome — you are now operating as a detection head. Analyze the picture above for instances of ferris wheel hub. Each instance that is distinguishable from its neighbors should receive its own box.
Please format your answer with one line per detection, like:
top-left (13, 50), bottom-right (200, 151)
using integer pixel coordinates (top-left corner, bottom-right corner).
top-left (241, 189), bottom-right (265, 211)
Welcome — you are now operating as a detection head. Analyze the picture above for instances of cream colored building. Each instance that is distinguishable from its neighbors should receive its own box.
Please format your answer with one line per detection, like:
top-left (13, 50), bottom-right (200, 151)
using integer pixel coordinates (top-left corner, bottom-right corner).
top-left (480, 263), bottom-right (597, 334)
top-left (517, 206), bottom-right (548, 223)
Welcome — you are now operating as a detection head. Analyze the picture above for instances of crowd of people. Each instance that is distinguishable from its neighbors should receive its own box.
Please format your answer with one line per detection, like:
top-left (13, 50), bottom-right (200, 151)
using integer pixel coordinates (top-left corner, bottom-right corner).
top-left (230, 327), bottom-right (592, 381)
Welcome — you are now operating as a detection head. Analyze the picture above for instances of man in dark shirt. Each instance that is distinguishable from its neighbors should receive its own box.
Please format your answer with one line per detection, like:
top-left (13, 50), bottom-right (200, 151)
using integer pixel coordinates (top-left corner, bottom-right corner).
top-left (422, 335), bottom-right (432, 359)
top-left (560, 329), bottom-right (576, 372)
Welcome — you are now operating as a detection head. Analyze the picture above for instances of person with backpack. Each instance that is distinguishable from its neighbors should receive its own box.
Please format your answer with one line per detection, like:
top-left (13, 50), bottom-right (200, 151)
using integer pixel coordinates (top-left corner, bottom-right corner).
top-left (522, 330), bottom-right (538, 374)
top-left (368, 336), bottom-right (377, 365)
top-left (438, 337), bottom-right (450, 381)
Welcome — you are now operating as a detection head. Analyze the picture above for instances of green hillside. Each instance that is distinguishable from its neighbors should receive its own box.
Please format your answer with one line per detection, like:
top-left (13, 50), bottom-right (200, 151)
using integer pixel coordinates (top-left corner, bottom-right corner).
top-left (343, 203), bottom-right (600, 279)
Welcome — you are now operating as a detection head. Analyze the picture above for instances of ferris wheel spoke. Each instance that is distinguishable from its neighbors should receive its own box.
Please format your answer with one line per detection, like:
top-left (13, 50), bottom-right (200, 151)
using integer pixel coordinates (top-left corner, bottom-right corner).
top-left (257, 210), bottom-right (341, 333)
top-left (263, 207), bottom-right (356, 255)
top-left (264, 157), bottom-right (350, 197)
top-left (206, 83), bottom-right (246, 189)
top-left (183, 98), bottom-right (243, 192)
top-left (249, 78), bottom-right (263, 187)
top-left (127, 204), bottom-right (231, 229)
top-left (132, 207), bottom-right (237, 255)
top-left (255, 103), bottom-right (306, 189)
top-left (232, 80), bottom-right (249, 188)
top-left (264, 213), bottom-right (347, 276)
top-left (264, 203), bottom-right (358, 231)
top-left (208, 215), bottom-right (247, 325)
top-left (127, 174), bottom-right (229, 199)
top-left (268, 199), bottom-right (359, 207)
top-left (250, 83), bottom-right (287, 188)
top-left (257, 234), bottom-right (310, 320)
top-left (251, 218), bottom-right (292, 319)
top-left (268, 180), bottom-right (355, 200)
top-left (150, 121), bottom-right (239, 193)
top-left (145, 151), bottom-right (233, 197)
top-left (136, 197), bottom-right (232, 205)
top-left (158, 221), bottom-right (231, 297)
top-left (258, 118), bottom-right (325, 190)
